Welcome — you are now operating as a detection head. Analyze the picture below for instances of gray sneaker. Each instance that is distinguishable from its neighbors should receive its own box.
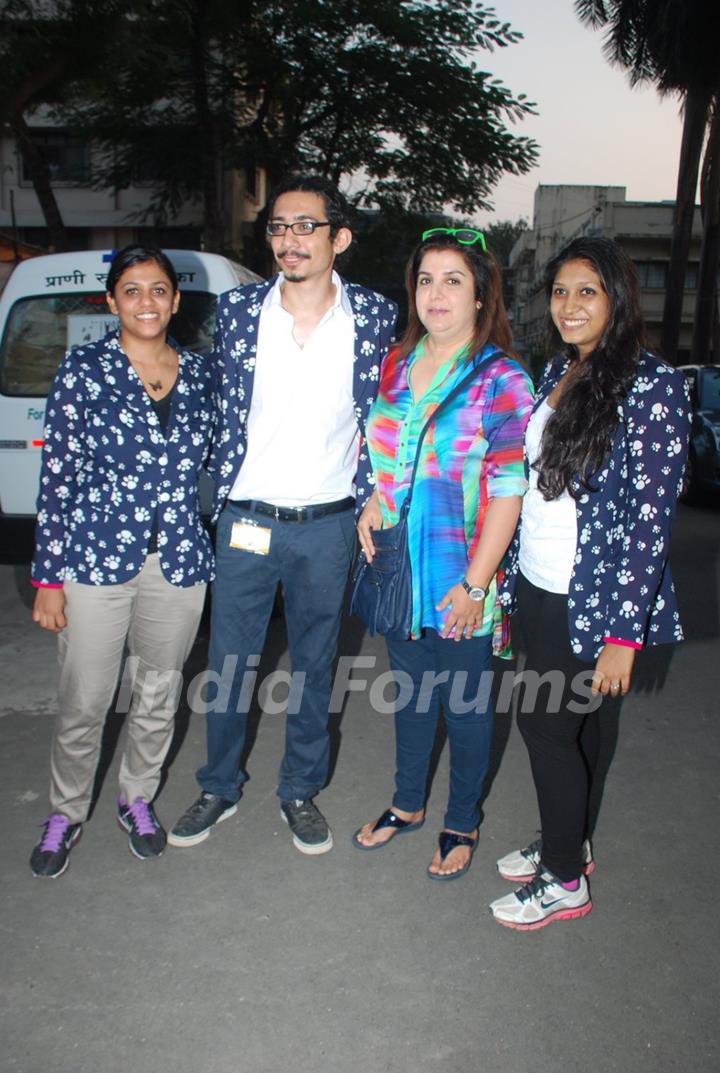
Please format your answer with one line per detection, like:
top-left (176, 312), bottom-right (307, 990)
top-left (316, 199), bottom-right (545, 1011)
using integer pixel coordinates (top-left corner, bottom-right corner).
top-left (30, 813), bottom-right (82, 879)
top-left (497, 837), bottom-right (594, 881)
top-left (490, 871), bottom-right (592, 931)
top-left (280, 798), bottom-right (333, 855)
top-left (117, 797), bottom-right (166, 859)
top-left (167, 792), bottom-right (238, 847)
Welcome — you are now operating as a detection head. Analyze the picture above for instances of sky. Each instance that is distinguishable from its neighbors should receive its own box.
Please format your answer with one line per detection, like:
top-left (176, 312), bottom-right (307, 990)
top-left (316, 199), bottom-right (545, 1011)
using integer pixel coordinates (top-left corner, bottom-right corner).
top-left (472, 0), bottom-right (685, 227)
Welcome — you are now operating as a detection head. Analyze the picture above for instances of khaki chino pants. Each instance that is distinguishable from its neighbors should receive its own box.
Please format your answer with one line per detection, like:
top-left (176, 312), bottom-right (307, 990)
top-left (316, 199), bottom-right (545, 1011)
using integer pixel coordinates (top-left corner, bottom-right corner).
top-left (49, 554), bottom-right (206, 823)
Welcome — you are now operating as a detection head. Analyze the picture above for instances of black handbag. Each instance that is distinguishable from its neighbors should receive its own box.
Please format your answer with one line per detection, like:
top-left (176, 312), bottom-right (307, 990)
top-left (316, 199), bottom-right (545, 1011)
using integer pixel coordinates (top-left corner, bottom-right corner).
top-left (349, 495), bottom-right (413, 639)
top-left (350, 355), bottom-right (496, 639)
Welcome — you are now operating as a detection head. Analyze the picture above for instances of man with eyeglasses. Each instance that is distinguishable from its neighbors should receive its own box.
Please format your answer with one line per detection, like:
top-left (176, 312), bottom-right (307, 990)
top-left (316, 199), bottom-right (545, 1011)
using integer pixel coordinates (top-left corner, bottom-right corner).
top-left (169, 174), bottom-right (397, 855)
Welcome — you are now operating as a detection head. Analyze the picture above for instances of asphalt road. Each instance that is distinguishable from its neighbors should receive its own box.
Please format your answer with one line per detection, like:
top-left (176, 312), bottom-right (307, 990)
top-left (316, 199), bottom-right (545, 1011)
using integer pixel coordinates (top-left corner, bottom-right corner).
top-left (0, 499), bottom-right (718, 1073)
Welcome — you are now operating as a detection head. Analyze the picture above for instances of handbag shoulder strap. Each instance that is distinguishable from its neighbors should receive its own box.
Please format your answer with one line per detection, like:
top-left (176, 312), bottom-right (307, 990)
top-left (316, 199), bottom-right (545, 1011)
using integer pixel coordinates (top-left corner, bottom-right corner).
top-left (404, 349), bottom-right (500, 506)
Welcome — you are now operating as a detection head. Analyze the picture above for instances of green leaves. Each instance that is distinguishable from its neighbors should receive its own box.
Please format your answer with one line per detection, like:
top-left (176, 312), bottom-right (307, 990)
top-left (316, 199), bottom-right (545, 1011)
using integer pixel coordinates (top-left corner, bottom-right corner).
top-left (574, 0), bottom-right (720, 95)
top-left (3, 0), bottom-right (538, 242)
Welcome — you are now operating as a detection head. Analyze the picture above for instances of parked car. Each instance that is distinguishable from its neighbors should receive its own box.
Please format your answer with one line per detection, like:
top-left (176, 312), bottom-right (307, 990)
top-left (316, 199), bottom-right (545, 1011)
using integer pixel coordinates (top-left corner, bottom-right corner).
top-left (678, 364), bottom-right (720, 502)
top-left (0, 249), bottom-right (262, 561)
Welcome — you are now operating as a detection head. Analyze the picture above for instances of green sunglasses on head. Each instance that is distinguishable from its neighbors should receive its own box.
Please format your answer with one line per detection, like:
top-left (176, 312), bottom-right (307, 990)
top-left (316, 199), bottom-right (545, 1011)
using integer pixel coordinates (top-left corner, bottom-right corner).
top-left (421, 227), bottom-right (487, 251)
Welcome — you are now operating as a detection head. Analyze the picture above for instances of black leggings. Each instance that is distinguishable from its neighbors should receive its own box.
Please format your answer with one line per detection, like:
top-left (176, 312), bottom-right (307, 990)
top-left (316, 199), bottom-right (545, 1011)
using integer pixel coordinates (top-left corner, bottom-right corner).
top-left (514, 572), bottom-right (619, 882)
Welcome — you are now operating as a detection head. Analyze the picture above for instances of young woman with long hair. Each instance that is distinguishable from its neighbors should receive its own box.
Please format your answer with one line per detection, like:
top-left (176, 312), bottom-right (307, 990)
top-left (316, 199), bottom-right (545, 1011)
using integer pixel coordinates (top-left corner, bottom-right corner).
top-left (490, 236), bottom-right (691, 929)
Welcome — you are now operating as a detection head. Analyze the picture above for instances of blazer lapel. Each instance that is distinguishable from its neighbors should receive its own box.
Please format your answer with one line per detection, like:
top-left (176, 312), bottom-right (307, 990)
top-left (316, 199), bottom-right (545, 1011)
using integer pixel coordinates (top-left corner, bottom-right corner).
top-left (100, 336), bottom-right (152, 420)
top-left (166, 349), bottom-right (193, 445)
top-left (347, 286), bottom-right (378, 409)
top-left (233, 279), bottom-right (273, 426)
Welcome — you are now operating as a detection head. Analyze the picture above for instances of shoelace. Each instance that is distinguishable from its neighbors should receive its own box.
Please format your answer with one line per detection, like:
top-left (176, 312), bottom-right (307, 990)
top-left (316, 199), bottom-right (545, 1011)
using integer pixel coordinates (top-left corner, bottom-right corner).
top-left (193, 793), bottom-right (220, 815)
top-left (125, 799), bottom-right (157, 836)
top-left (516, 872), bottom-right (554, 904)
top-left (39, 813), bottom-right (71, 852)
top-left (289, 800), bottom-right (322, 825)
top-left (521, 837), bottom-right (542, 861)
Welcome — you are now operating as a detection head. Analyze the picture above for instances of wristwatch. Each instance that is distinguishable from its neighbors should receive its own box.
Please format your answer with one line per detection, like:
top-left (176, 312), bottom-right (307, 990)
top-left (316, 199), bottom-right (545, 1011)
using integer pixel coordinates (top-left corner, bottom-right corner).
top-left (461, 578), bottom-right (486, 602)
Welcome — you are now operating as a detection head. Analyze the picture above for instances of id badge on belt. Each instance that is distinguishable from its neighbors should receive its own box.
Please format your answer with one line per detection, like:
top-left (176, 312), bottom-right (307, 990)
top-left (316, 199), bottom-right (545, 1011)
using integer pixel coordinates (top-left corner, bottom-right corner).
top-left (229, 520), bottom-right (272, 555)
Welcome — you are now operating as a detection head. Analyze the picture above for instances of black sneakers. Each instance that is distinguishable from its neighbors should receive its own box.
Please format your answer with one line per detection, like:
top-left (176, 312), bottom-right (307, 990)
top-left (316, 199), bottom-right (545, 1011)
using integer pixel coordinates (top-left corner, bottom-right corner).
top-left (280, 798), bottom-right (333, 855)
top-left (117, 797), bottom-right (167, 859)
top-left (30, 813), bottom-right (83, 879)
top-left (30, 793), bottom-right (328, 872)
top-left (31, 800), bottom-right (164, 877)
top-left (167, 792), bottom-right (238, 847)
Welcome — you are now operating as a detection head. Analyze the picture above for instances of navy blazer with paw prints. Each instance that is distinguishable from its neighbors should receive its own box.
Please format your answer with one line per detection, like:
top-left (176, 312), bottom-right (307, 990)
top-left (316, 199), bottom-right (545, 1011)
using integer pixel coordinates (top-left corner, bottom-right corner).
top-left (32, 331), bottom-right (215, 588)
top-left (206, 274), bottom-right (398, 521)
top-left (500, 350), bottom-right (692, 660)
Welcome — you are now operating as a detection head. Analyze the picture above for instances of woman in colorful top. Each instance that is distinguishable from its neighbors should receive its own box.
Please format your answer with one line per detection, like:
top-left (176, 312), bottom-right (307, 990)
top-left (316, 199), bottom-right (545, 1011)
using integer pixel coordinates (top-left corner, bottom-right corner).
top-left (352, 229), bottom-right (533, 879)
top-left (29, 245), bottom-right (215, 879)
top-left (490, 236), bottom-right (691, 929)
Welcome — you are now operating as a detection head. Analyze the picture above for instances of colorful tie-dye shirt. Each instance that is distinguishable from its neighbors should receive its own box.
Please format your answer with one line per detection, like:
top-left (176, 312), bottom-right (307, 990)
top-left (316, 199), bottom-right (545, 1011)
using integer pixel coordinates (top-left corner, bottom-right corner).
top-left (367, 341), bottom-right (533, 646)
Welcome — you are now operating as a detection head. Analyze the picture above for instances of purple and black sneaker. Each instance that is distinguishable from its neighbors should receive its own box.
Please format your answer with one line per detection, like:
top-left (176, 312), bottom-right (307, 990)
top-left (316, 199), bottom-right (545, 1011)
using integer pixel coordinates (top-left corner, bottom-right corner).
top-left (117, 797), bottom-right (166, 860)
top-left (30, 813), bottom-right (82, 879)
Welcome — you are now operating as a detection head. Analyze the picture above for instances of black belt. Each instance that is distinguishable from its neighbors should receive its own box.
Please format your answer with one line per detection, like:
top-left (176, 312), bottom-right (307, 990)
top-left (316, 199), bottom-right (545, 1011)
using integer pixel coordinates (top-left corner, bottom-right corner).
top-left (229, 496), bottom-right (355, 522)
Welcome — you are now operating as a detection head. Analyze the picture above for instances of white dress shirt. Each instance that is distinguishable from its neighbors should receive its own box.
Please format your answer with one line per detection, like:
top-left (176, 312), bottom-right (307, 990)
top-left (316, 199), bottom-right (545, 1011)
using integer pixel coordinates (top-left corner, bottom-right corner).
top-left (230, 271), bottom-right (358, 506)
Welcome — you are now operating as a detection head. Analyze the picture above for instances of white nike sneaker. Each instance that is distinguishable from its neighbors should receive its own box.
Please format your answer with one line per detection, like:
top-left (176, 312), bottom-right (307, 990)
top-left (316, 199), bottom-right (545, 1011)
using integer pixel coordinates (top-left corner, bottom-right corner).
top-left (496, 837), bottom-right (594, 881)
top-left (489, 871), bottom-right (592, 931)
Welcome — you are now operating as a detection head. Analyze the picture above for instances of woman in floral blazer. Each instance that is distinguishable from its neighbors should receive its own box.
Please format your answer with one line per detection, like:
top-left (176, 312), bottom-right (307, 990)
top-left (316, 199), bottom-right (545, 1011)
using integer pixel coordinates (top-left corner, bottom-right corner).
top-left (490, 236), bottom-right (690, 931)
top-left (29, 245), bottom-right (215, 879)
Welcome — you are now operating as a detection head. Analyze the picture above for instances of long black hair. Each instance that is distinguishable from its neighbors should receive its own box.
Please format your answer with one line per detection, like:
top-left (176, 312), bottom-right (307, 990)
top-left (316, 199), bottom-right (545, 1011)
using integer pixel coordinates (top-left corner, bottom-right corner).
top-left (398, 232), bottom-right (516, 362)
top-left (536, 236), bottom-right (644, 499)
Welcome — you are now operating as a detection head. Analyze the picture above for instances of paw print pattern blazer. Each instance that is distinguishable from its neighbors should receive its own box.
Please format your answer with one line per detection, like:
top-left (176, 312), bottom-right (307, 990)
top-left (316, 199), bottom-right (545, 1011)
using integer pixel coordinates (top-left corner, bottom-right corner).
top-left (207, 275), bottom-right (397, 521)
top-left (500, 351), bottom-right (691, 660)
top-left (32, 332), bottom-right (215, 588)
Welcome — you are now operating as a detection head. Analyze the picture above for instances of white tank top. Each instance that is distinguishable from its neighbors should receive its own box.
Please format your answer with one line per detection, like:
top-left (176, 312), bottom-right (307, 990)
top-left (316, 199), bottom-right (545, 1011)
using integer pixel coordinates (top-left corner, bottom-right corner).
top-left (518, 400), bottom-right (578, 594)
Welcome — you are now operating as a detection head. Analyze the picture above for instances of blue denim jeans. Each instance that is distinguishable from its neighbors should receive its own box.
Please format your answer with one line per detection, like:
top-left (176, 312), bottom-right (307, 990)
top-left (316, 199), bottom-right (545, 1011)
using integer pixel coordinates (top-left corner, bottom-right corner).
top-left (197, 501), bottom-right (356, 802)
top-left (386, 630), bottom-right (494, 833)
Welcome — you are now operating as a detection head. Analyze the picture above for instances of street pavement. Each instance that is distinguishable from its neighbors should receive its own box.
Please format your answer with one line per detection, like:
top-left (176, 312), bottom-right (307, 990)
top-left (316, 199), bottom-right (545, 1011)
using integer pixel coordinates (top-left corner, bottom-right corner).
top-left (1, 501), bottom-right (718, 1073)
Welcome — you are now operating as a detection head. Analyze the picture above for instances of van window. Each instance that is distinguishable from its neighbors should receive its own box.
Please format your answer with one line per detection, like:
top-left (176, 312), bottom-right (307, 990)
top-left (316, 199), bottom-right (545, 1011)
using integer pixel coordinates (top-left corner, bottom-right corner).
top-left (0, 291), bottom-right (218, 397)
top-left (698, 367), bottom-right (720, 411)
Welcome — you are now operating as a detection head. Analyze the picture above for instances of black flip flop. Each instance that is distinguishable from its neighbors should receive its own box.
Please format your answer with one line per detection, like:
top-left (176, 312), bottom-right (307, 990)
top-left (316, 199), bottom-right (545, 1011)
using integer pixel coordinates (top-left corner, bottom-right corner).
top-left (351, 808), bottom-right (425, 851)
top-left (426, 830), bottom-right (478, 880)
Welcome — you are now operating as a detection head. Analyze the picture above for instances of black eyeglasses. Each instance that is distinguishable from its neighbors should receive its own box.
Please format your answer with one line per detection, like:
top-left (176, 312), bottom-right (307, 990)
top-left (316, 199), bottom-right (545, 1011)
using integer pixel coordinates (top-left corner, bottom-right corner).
top-left (421, 227), bottom-right (487, 251)
top-left (266, 221), bottom-right (331, 237)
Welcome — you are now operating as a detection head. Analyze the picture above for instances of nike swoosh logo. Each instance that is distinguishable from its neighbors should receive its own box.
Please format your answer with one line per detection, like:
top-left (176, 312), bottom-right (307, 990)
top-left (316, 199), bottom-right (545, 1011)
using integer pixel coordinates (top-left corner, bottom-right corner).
top-left (540, 897), bottom-right (567, 909)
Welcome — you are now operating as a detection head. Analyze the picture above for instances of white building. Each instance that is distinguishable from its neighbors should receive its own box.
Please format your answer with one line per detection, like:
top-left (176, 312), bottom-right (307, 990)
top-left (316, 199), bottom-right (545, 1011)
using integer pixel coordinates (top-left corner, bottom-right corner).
top-left (509, 184), bottom-right (706, 362)
top-left (0, 115), bottom-right (266, 257)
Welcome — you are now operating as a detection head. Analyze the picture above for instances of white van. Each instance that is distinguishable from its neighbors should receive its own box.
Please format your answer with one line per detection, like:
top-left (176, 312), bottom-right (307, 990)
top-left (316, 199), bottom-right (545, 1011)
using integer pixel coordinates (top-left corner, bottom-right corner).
top-left (0, 249), bottom-right (262, 559)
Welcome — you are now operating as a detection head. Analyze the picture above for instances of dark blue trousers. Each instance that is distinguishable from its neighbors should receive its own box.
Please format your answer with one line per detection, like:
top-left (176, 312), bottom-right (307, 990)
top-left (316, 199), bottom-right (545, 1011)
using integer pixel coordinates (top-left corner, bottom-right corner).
top-left (197, 502), bottom-right (356, 802)
top-left (386, 630), bottom-right (494, 833)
